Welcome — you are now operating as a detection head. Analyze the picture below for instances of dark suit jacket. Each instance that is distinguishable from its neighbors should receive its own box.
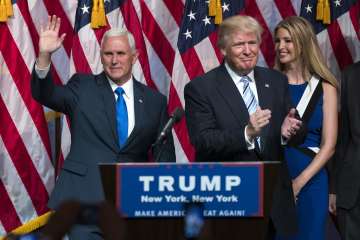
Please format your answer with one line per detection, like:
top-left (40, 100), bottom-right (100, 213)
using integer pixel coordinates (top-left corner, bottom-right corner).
top-left (31, 69), bottom-right (175, 209)
top-left (335, 61), bottom-right (360, 209)
top-left (184, 64), bottom-right (297, 235)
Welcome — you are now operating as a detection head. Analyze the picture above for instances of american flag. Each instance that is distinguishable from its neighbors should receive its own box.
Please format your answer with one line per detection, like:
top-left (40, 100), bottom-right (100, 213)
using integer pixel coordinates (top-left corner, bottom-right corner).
top-left (0, 0), bottom-right (359, 235)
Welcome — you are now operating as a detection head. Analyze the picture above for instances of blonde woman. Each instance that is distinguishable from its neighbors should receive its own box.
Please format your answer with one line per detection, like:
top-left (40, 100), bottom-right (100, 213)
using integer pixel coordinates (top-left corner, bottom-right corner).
top-left (274, 16), bottom-right (338, 240)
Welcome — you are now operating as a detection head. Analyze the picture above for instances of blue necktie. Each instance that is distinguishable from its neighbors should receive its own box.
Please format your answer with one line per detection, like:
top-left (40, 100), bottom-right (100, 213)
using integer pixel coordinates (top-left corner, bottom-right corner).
top-left (115, 87), bottom-right (128, 148)
top-left (241, 76), bottom-right (261, 149)
top-left (240, 76), bottom-right (258, 115)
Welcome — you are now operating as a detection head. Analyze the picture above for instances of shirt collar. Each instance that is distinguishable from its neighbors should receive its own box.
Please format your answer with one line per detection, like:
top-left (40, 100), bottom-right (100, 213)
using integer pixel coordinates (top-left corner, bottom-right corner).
top-left (224, 62), bottom-right (255, 83)
top-left (107, 76), bottom-right (134, 99)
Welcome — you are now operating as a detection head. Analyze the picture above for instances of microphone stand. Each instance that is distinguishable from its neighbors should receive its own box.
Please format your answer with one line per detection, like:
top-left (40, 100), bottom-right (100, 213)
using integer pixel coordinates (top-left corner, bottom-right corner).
top-left (151, 138), bottom-right (167, 162)
top-left (152, 107), bottom-right (184, 162)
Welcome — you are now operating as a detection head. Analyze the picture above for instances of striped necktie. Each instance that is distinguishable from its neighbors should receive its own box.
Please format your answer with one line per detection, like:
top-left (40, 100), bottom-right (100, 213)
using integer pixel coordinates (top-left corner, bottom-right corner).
top-left (241, 76), bottom-right (261, 150)
top-left (115, 87), bottom-right (128, 148)
top-left (241, 75), bottom-right (258, 115)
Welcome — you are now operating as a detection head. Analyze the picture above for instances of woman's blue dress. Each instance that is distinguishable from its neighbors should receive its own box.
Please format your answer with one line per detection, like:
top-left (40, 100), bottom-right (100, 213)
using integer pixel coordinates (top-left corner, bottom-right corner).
top-left (277, 82), bottom-right (328, 240)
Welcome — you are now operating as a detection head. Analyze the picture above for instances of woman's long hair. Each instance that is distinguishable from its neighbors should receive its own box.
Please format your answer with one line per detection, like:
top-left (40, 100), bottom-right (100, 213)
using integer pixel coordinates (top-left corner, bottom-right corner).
top-left (274, 16), bottom-right (338, 88)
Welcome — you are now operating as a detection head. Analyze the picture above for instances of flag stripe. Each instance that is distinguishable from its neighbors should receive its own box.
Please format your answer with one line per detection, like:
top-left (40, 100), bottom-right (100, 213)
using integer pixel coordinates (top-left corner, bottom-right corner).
top-left (244, 0), bottom-right (276, 67)
top-left (71, 36), bottom-right (93, 73)
top-left (338, 13), bottom-right (360, 61)
top-left (0, 179), bottom-right (22, 232)
top-left (0, 135), bottom-right (37, 224)
top-left (21, 1), bottom-right (70, 86)
top-left (0, 24), bottom-right (52, 161)
top-left (349, 2), bottom-right (360, 42)
top-left (120, 3), bottom-right (157, 89)
top-left (316, 30), bottom-right (341, 80)
top-left (163, 0), bottom-right (184, 26)
top-left (169, 85), bottom-right (195, 161)
top-left (274, 0), bottom-right (297, 18)
top-left (143, 0), bottom-right (180, 50)
top-left (141, 2), bottom-right (175, 75)
top-left (0, 96), bottom-right (48, 216)
top-left (208, 31), bottom-right (223, 63)
top-left (42, 0), bottom-right (74, 56)
top-left (327, 21), bottom-right (354, 69)
top-left (0, 53), bottom-right (53, 194)
top-left (194, 37), bottom-right (220, 72)
top-left (181, 47), bottom-right (205, 80)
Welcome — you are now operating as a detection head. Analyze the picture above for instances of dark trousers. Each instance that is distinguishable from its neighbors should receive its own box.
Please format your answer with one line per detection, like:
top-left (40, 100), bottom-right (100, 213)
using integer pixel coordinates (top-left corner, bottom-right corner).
top-left (338, 193), bottom-right (360, 240)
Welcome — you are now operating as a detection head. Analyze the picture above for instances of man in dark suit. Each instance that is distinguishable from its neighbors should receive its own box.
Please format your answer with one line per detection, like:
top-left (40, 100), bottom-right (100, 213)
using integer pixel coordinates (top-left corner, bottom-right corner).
top-left (334, 60), bottom-right (360, 239)
top-left (184, 15), bottom-right (301, 238)
top-left (32, 15), bottom-right (175, 239)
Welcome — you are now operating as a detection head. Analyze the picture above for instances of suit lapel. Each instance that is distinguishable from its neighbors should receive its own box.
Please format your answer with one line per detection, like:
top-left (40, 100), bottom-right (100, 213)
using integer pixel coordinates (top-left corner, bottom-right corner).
top-left (121, 79), bottom-right (145, 150)
top-left (254, 67), bottom-right (272, 152)
top-left (96, 72), bottom-right (119, 151)
top-left (215, 65), bottom-right (249, 125)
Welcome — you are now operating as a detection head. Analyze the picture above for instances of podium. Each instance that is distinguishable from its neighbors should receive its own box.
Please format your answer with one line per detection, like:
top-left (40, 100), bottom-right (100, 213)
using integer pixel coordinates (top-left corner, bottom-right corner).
top-left (100, 162), bottom-right (280, 240)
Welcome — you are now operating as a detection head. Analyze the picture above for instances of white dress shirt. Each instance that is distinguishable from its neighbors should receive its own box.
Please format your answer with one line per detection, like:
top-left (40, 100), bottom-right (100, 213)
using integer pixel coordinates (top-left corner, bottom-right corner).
top-left (107, 77), bottom-right (135, 137)
top-left (224, 62), bottom-right (259, 150)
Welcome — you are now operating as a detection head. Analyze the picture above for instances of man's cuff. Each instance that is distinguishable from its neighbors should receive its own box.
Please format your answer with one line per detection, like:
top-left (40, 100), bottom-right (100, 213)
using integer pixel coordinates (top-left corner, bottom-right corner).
top-left (35, 62), bottom-right (51, 79)
top-left (281, 136), bottom-right (288, 145)
top-left (244, 125), bottom-right (255, 150)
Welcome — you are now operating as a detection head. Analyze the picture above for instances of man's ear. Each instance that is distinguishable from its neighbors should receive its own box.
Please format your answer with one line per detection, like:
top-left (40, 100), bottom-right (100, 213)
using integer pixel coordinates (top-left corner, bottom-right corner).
top-left (220, 48), bottom-right (226, 57)
top-left (132, 50), bottom-right (139, 64)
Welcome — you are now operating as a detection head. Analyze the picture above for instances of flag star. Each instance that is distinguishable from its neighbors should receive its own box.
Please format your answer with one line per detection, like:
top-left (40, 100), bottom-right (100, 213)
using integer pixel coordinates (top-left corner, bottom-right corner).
top-left (183, 29), bottom-right (192, 39)
top-left (222, 2), bottom-right (230, 12)
top-left (187, 10), bottom-right (196, 21)
top-left (203, 16), bottom-right (211, 26)
top-left (305, 4), bottom-right (312, 13)
top-left (334, 0), bottom-right (341, 7)
top-left (81, 3), bottom-right (90, 14)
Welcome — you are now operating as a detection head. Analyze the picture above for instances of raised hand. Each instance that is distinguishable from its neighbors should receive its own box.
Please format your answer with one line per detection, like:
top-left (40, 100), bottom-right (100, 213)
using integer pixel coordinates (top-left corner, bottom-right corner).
top-left (37, 15), bottom-right (66, 68)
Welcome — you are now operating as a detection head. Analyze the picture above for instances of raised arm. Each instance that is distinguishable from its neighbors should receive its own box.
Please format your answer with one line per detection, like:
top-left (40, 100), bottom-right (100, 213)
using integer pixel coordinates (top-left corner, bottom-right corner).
top-left (37, 15), bottom-right (66, 68)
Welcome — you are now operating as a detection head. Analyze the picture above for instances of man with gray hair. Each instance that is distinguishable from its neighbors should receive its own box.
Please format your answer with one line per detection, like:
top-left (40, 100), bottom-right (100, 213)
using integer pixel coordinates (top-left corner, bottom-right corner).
top-left (184, 15), bottom-right (301, 238)
top-left (32, 15), bottom-right (175, 239)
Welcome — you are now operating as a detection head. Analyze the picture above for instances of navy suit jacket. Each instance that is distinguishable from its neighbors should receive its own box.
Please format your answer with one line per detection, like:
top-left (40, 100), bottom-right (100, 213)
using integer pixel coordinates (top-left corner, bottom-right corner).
top-left (31, 69), bottom-right (175, 209)
top-left (184, 64), bottom-right (297, 235)
top-left (335, 61), bottom-right (360, 209)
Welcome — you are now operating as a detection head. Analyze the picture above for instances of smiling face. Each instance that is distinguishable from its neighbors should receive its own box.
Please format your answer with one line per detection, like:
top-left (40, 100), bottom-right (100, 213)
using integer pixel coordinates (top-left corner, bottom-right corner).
top-left (100, 35), bottom-right (138, 85)
top-left (274, 27), bottom-right (298, 66)
top-left (221, 30), bottom-right (260, 75)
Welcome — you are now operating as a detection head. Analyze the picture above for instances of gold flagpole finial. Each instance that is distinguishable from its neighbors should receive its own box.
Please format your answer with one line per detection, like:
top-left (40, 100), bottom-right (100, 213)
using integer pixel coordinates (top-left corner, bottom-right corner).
top-left (91, 0), bottom-right (107, 29)
top-left (5, 0), bottom-right (13, 17)
top-left (214, 0), bottom-right (223, 25)
top-left (98, 0), bottom-right (106, 27)
top-left (323, 0), bottom-right (331, 24)
top-left (0, 0), bottom-right (8, 22)
top-left (208, 0), bottom-right (223, 25)
top-left (209, 0), bottom-right (216, 16)
top-left (316, 0), bottom-right (324, 21)
top-left (91, 0), bottom-right (100, 29)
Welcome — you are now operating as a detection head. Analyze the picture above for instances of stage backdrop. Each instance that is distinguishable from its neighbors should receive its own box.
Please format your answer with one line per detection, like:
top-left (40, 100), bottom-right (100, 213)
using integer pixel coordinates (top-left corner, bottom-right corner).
top-left (0, 0), bottom-right (359, 236)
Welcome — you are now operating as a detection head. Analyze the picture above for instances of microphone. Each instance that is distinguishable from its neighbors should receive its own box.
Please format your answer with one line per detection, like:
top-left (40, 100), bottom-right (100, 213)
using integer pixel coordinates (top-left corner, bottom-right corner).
top-left (154, 107), bottom-right (184, 146)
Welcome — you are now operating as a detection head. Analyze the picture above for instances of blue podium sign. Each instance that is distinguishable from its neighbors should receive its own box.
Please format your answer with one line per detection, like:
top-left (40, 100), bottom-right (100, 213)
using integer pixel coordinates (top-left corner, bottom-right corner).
top-left (115, 162), bottom-right (264, 218)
